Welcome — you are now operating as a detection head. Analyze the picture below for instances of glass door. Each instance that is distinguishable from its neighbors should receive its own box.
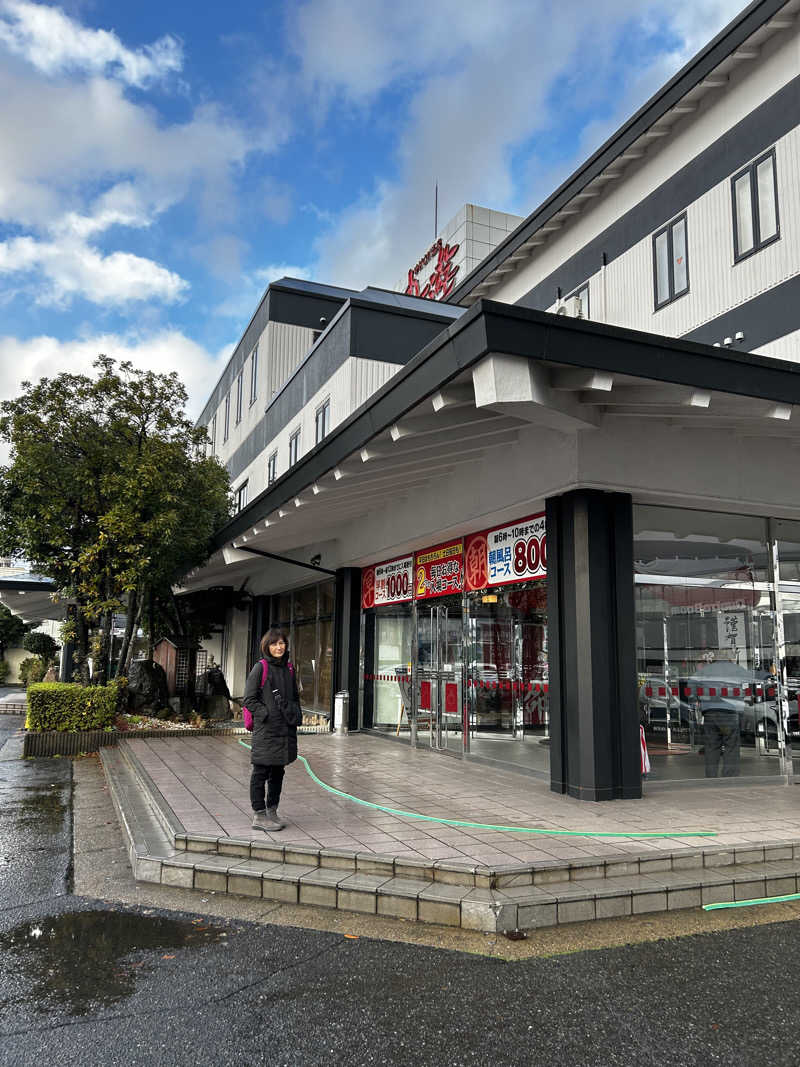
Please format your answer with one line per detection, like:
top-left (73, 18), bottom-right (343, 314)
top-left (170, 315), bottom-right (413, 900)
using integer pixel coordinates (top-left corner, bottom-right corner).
top-left (636, 585), bottom-right (787, 780)
top-left (466, 591), bottom-right (549, 741)
top-left (416, 596), bottom-right (463, 752)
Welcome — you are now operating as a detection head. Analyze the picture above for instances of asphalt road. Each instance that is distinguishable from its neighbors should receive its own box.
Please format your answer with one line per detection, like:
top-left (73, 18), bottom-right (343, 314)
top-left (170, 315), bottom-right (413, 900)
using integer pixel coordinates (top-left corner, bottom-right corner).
top-left (1, 720), bottom-right (799, 1067)
top-left (0, 895), bottom-right (797, 1067)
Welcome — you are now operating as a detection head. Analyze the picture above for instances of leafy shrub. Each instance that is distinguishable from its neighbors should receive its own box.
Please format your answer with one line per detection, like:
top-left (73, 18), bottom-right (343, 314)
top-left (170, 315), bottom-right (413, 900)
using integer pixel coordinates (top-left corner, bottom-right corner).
top-left (19, 656), bottom-right (47, 689)
top-left (26, 681), bottom-right (124, 732)
top-left (0, 659), bottom-right (9, 684)
top-left (23, 632), bottom-right (60, 661)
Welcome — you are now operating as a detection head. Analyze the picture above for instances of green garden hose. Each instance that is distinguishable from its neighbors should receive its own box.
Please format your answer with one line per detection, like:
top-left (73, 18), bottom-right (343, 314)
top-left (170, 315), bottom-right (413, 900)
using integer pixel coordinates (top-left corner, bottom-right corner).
top-left (238, 739), bottom-right (717, 839)
top-left (703, 893), bottom-right (800, 911)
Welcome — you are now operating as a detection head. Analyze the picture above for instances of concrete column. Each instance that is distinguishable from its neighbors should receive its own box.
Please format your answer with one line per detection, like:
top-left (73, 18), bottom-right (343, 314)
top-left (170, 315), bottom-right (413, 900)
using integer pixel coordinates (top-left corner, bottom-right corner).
top-left (546, 489), bottom-right (640, 801)
top-left (334, 568), bottom-right (362, 730)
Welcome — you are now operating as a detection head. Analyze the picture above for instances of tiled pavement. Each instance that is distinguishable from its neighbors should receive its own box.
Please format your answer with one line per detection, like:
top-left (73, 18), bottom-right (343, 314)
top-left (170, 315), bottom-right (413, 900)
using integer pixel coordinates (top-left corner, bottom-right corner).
top-left (126, 732), bottom-right (800, 867)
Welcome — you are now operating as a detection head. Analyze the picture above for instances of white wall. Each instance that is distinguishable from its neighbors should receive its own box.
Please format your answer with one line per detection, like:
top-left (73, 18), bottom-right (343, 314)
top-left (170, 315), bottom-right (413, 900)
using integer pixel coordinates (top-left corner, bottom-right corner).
top-left (491, 22), bottom-right (800, 324)
top-left (230, 356), bottom-right (402, 506)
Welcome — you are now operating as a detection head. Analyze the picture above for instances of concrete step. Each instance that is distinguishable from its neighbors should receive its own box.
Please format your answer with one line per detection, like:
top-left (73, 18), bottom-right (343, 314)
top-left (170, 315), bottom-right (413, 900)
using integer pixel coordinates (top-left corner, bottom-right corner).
top-left (0, 702), bottom-right (26, 714)
top-left (101, 740), bottom-right (800, 933)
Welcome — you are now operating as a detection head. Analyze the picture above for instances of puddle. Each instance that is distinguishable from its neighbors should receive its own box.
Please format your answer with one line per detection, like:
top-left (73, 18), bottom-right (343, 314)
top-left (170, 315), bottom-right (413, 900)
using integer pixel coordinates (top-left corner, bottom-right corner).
top-left (11, 785), bottom-right (68, 831)
top-left (0, 909), bottom-right (228, 1015)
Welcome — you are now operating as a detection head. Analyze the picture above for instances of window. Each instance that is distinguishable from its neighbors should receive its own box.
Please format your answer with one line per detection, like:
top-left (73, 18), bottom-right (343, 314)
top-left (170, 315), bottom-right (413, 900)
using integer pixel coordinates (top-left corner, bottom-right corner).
top-left (288, 429), bottom-right (300, 467)
top-left (562, 283), bottom-right (589, 319)
top-left (208, 413), bottom-right (216, 456)
top-left (249, 346), bottom-right (258, 406)
top-left (236, 481), bottom-right (248, 512)
top-left (315, 398), bottom-right (330, 444)
top-left (732, 149), bottom-right (779, 262)
top-left (223, 393), bottom-right (230, 442)
top-left (653, 213), bottom-right (689, 309)
top-left (267, 451), bottom-right (277, 485)
top-left (235, 370), bottom-right (243, 424)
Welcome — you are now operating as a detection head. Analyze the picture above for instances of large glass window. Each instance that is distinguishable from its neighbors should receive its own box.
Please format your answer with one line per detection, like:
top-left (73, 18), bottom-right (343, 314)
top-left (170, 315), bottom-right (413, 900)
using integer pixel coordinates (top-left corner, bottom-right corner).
top-left (634, 505), bottom-right (786, 785)
top-left (634, 506), bottom-right (769, 583)
top-left (261, 580), bottom-right (335, 718)
top-left (249, 346), bottom-right (258, 406)
top-left (235, 371), bottom-right (243, 424)
top-left (732, 149), bottom-right (779, 262)
top-left (371, 608), bottom-right (414, 731)
top-left (653, 214), bottom-right (689, 310)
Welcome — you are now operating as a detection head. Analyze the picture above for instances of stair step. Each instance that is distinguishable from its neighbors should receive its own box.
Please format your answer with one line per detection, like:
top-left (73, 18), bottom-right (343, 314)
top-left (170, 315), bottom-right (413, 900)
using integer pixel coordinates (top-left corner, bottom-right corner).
top-left (101, 740), bottom-right (800, 933)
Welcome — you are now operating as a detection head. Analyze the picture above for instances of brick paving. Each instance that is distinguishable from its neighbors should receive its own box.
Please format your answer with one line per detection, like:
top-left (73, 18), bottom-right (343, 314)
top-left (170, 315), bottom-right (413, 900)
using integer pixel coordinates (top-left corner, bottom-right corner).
top-left (127, 732), bottom-right (800, 868)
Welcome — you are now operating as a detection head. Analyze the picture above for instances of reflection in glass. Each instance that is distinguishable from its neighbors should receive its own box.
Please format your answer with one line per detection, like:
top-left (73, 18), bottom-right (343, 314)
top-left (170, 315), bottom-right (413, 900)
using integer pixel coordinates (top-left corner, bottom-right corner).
top-left (757, 156), bottom-right (777, 241)
top-left (776, 519), bottom-right (800, 582)
top-left (634, 506), bottom-right (769, 582)
top-left (635, 583), bottom-right (783, 782)
top-left (672, 217), bottom-right (688, 294)
top-left (735, 171), bottom-right (754, 254)
top-left (655, 229), bottom-right (670, 305)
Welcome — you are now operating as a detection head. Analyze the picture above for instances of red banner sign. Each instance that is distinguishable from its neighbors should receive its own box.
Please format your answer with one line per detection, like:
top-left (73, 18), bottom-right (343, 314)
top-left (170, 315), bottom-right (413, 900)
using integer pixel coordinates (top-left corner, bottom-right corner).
top-left (361, 566), bottom-right (375, 609)
top-left (464, 513), bottom-right (546, 590)
top-left (415, 539), bottom-right (464, 600)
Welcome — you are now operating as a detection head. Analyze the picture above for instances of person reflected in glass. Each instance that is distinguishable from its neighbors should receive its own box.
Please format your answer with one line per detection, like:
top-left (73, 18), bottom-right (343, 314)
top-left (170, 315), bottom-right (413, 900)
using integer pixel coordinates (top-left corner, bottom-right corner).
top-left (692, 652), bottom-right (743, 777)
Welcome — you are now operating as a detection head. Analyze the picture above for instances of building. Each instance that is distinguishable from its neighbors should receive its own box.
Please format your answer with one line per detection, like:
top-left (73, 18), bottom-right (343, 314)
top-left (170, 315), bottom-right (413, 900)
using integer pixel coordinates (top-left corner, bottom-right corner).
top-left (395, 204), bottom-right (523, 301)
top-left (182, 0), bottom-right (800, 801)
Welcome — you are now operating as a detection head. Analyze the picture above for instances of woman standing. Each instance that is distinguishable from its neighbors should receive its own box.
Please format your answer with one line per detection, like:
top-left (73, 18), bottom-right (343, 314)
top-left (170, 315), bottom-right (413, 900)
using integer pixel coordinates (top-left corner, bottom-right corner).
top-left (243, 627), bottom-right (303, 831)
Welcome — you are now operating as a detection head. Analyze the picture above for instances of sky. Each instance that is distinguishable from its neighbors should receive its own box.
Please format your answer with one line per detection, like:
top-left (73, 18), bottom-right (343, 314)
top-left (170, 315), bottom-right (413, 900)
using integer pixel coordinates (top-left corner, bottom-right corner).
top-left (0, 0), bottom-right (747, 420)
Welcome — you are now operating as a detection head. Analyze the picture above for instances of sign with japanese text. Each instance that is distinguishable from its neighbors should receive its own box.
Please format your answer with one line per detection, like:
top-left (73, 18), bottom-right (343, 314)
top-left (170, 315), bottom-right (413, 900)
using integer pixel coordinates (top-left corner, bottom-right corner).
top-left (405, 238), bottom-right (460, 301)
top-left (464, 513), bottom-right (546, 590)
top-left (374, 555), bottom-right (414, 605)
top-left (717, 611), bottom-right (746, 663)
top-left (415, 540), bottom-right (464, 600)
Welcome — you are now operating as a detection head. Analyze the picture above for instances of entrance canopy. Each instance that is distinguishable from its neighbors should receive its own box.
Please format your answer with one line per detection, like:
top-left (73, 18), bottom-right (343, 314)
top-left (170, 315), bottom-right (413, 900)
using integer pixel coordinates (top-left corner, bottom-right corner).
top-left (179, 300), bottom-right (800, 595)
top-left (0, 572), bottom-right (59, 625)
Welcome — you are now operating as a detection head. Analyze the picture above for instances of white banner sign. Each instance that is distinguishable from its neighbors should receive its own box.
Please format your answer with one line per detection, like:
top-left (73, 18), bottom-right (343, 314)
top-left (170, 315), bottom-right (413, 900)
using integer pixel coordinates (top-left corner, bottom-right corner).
top-left (486, 514), bottom-right (546, 586)
top-left (374, 555), bottom-right (414, 605)
top-left (717, 611), bottom-right (746, 662)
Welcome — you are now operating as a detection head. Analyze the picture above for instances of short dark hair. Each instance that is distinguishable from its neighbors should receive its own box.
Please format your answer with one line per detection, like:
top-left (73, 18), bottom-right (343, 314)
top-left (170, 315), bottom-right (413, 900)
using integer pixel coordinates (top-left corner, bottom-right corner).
top-left (260, 627), bottom-right (289, 657)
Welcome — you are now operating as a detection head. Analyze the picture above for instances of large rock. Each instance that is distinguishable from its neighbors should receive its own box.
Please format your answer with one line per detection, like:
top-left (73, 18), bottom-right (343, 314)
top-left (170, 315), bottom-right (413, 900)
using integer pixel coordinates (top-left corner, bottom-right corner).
top-left (126, 660), bottom-right (169, 712)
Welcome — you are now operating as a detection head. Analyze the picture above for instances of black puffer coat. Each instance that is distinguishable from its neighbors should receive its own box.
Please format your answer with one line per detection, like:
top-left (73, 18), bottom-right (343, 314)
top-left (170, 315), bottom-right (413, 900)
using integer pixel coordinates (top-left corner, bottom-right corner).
top-left (243, 652), bottom-right (303, 766)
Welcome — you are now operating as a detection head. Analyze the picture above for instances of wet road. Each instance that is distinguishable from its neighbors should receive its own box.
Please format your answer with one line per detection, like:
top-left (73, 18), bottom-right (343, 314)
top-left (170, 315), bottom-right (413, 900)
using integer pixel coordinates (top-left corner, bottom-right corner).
top-left (2, 721), bottom-right (800, 1065)
top-left (0, 715), bottom-right (71, 909)
top-left (1, 897), bottom-right (799, 1066)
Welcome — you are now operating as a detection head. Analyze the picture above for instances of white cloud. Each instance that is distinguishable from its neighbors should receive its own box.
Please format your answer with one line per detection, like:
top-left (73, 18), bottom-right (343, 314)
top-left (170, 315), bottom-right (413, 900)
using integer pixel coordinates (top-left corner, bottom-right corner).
top-left (0, 329), bottom-right (226, 419)
top-left (0, 224), bottom-right (188, 308)
top-left (0, 0), bottom-right (182, 86)
top-left (292, 0), bottom-right (748, 290)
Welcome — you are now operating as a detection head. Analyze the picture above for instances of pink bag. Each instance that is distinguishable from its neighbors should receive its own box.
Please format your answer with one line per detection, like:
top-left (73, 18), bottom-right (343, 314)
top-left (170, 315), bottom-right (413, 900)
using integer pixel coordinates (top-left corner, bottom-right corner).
top-left (242, 659), bottom-right (294, 731)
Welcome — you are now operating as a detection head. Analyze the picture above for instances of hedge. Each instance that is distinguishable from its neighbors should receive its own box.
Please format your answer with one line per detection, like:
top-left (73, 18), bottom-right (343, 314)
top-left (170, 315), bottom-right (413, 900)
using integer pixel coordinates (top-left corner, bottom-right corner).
top-left (26, 678), bottom-right (128, 733)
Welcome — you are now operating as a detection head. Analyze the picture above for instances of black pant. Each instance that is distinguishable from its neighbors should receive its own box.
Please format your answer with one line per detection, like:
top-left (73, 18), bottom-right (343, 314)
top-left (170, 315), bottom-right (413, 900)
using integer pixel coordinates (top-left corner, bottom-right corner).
top-left (250, 763), bottom-right (285, 811)
top-left (703, 710), bottom-right (741, 777)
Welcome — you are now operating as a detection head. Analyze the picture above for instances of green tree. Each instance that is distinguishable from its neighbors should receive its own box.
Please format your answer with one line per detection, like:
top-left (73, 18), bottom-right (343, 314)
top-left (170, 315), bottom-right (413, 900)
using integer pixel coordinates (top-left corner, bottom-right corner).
top-left (0, 357), bottom-right (231, 684)
top-left (22, 630), bottom-right (59, 663)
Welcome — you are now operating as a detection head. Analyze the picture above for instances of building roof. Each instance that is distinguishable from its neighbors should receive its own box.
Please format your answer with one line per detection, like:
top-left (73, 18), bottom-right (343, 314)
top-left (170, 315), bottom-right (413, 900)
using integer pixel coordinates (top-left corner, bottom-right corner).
top-left (449, 0), bottom-right (798, 305)
top-left (197, 301), bottom-right (800, 564)
top-left (0, 572), bottom-right (59, 625)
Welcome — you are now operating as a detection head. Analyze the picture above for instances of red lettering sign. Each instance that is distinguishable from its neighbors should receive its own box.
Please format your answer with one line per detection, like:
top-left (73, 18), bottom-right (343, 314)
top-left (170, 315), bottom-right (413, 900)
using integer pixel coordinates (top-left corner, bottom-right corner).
top-left (405, 241), bottom-right (460, 301)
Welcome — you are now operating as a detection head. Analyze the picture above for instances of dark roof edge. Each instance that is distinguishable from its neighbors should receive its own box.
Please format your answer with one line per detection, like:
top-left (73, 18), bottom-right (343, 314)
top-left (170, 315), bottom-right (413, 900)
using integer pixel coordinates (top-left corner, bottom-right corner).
top-left (197, 277), bottom-right (359, 428)
top-left (214, 299), bottom-right (800, 546)
top-left (449, 0), bottom-right (788, 303)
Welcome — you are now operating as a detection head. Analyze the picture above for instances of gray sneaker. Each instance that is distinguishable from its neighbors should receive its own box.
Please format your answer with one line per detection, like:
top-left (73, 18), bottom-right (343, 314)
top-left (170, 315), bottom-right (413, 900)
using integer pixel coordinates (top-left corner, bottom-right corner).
top-left (266, 807), bottom-right (285, 830)
top-left (252, 810), bottom-right (269, 832)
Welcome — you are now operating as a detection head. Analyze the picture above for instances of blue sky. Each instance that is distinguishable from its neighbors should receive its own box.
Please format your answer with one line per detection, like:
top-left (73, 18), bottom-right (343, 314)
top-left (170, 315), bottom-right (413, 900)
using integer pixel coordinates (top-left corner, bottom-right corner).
top-left (0, 0), bottom-right (745, 417)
